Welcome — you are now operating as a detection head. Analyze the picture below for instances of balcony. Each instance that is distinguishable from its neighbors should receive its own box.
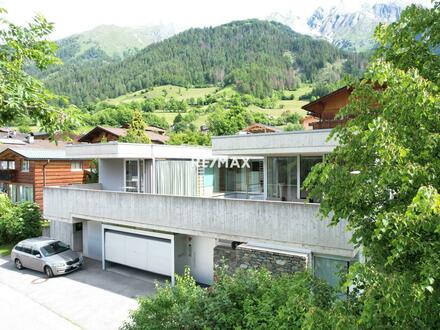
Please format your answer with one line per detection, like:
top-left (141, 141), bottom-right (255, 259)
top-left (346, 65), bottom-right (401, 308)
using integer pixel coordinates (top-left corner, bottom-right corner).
top-left (44, 186), bottom-right (353, 257)
top-left (310, 119), bottom-right (348, 130)
top-left (0, 169), bottom-right (16, 181)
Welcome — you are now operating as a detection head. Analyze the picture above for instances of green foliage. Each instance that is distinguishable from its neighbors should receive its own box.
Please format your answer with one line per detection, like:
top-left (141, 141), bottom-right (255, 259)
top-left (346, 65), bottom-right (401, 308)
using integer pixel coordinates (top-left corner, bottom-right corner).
top-left (0, 8), bottom-right (77, 136)
top-left (39, 20), bottom-right (366, 105)
top-left (0, 194), bottom-right (42, 244)
top-left (119, 110), bottom-right (151, 144)
top-left (168, 131), bottom-right (211, 146)
top-left (207, 106), bottom-right (253, 136)
top-left (284, 123), bottom-right (304, 131)
top-left (304, 3), bottom-right (440, 328)
top-left (122, 268), bottom-right (348, 330)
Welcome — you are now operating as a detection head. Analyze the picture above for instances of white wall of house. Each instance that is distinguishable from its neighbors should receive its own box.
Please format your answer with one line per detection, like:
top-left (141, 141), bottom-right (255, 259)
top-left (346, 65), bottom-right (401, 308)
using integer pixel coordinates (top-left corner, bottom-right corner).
top-left (99, 159), bottom-right (124, 191)
top-left (82, 221), bottom-right (102, 260)
top-left (173, 234), bottom-right (216, 285)
top-left (189, 236), bottom-right (216, 285)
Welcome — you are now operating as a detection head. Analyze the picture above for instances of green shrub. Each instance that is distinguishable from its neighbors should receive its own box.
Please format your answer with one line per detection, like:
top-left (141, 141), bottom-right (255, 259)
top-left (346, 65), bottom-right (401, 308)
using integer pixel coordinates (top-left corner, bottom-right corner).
top-left (122, 268), bottom-right (348, 330)
top-left (0, 194), bottom-right (42, 244)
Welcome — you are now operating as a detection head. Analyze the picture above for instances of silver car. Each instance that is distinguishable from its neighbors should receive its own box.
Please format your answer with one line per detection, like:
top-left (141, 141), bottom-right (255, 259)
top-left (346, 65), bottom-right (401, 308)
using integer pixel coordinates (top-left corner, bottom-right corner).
top-left (11, 237), bottom-right (83, 277)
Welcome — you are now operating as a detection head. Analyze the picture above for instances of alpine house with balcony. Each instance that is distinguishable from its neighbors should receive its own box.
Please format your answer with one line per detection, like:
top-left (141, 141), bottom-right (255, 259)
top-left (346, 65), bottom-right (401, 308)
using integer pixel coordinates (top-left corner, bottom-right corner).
top-left (43, 134), bottom-right (354, 287)
top-left (43, 85), bottom-right (358, 287)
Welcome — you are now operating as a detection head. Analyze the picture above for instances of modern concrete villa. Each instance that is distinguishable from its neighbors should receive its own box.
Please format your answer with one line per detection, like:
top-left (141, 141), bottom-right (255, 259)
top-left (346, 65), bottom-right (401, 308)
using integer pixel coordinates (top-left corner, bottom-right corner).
top-left (43, 128), bottom-right (355, 287)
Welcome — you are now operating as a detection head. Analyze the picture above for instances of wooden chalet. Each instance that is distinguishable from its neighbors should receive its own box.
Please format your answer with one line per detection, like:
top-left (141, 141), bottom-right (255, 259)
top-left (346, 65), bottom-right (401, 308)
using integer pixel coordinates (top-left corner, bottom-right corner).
top-left (301, 86), bottom-right (352, 129)
top-left (78, 125), bottom-right (169, 144)
top-left (0, 148), bottom-right (91, 210)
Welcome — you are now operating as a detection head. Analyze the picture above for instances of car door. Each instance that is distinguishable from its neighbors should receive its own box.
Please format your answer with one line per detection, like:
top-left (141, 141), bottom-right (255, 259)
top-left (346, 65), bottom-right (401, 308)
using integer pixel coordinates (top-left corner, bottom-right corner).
top-left (19, 245), bottom-right (33, 268)
top-left (29, 247), bottom-right (45, 272)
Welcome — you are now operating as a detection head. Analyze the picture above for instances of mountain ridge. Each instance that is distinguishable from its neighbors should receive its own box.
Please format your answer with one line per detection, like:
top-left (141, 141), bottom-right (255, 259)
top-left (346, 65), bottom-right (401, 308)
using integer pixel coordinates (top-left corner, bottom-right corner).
top-left (40, 19), bottom-right (367, 105)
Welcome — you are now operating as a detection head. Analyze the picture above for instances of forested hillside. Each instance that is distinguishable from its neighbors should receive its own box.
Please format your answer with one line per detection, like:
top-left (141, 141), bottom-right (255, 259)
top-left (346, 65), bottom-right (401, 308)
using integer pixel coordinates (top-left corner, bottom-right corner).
top-left (41, 19), bottom-right (367, 105)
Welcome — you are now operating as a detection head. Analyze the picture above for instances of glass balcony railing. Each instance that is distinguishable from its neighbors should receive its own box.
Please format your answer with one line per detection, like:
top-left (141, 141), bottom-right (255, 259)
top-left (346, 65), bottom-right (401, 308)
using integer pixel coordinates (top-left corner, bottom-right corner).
top-left (212, 183), bottom-right (264, 200)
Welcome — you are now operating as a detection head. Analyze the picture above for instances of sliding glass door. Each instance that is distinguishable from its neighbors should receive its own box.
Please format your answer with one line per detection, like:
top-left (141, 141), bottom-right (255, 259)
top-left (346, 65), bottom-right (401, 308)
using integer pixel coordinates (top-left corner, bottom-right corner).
top-left (125, 160), bottom-right (147, 193)
top-left (267, 157), bottom-right (298, 202)
top-left (266, 155), bottom-right (323, 201)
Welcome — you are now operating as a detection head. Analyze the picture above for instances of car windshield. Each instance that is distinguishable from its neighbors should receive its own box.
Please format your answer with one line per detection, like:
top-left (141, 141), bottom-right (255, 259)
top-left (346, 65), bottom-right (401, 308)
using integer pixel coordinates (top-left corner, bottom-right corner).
top-left (40, 241), bottom-right (70, 257)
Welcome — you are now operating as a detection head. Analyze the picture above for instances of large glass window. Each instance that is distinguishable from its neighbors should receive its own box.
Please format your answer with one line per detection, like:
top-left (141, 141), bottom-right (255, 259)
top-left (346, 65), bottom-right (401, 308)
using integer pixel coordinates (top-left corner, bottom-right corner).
top-left (19, 185), bottom-right (33, 202)
top-left (9, 184), bottom-right (17, 203)
top-left (6, 184), bottom-right (33, 203)
top-left (266, 155), bottom-right (323, 201)
top-left (124, 160), bottom-right (147, 193)
top-left (314, 255), bottom-right (350, 288)
top-left (300, 156), bottom-right (323, 200)
top-left (125, 160), bottom-right (139, 192)
top-left (267, 157), bottom-right (298, 202)
top-left (213, 160), bottom-right (263, 199)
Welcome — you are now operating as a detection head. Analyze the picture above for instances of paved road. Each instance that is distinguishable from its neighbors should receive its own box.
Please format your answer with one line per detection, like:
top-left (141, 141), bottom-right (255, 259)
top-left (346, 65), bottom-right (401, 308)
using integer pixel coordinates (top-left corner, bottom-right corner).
top-left (0, 282), bottom-right (80, 330)
top-left (0, 256), bottom-right (158, 330)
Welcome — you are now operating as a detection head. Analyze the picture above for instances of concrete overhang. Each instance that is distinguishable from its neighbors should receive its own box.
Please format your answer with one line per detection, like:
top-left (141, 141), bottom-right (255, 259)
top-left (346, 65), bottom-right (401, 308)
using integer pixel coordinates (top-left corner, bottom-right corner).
top-left (65, 142), bottom-right (213, 160)
top-left (212, 129), bottom-right (337, 156)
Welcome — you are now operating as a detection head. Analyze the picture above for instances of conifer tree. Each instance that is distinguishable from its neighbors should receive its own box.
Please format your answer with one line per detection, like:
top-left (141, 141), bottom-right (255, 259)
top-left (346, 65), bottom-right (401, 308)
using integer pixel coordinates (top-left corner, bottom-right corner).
top-left (119, 111), bottom-right (151, 144)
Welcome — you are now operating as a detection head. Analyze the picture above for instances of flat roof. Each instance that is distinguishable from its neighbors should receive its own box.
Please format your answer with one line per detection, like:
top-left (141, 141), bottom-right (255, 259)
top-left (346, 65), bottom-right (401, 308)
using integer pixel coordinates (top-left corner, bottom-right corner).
top-left (65, 142), bottom-right (214, 160)
top-left (212, 129), bottom-right (336, 156)
top-left (0, 147), bottom-right (91, 160)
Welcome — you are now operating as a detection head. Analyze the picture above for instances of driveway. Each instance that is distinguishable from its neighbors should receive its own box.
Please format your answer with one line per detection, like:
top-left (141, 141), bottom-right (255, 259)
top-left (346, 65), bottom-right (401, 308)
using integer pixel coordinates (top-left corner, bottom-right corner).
top-left (0, 256), bottom-right (159, 330)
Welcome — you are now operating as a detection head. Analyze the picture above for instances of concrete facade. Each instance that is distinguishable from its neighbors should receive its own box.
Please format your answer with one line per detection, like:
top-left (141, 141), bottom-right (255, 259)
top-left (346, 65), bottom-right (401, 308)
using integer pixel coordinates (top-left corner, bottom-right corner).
top-left (44, 187), bottom-right (353, 257)
top-left (214, 244), bottom-right (307, 275)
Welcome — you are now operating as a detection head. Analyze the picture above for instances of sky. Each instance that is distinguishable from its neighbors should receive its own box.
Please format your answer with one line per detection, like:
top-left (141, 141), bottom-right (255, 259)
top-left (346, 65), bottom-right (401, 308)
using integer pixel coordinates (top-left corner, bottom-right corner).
top-left (0, 0), bottom-right (431, 39)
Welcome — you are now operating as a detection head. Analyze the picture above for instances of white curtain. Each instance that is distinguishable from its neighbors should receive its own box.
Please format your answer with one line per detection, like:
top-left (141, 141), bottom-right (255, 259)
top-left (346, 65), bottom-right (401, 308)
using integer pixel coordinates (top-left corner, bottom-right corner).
top-left (155, 160), bottom-right (197, 196)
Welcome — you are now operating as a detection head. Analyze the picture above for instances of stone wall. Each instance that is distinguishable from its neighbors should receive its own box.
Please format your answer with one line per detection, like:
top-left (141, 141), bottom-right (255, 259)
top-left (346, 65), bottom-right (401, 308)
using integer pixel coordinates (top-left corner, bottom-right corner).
top-left (214, 244), bottom-right (307, 275)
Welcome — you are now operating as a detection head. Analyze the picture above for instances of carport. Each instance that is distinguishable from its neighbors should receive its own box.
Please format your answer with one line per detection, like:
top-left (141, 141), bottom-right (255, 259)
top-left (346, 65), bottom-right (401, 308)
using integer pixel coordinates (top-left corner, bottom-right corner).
top-left (101, 224), bottom-right (175, 285)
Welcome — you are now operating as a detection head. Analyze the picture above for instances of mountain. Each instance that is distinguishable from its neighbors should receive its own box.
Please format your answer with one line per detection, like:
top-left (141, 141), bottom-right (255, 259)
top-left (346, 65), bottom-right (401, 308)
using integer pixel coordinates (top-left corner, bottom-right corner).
top-left (40, 19), bottom-right (367, 105)
top-left (28, 24), bottom-right (176, 87)
top-left (269, 1), bottom-right (412, 51)
top-left (307, 1), bottom-right (403, 51)
top-left (57, 24), bottom-right (176, 61)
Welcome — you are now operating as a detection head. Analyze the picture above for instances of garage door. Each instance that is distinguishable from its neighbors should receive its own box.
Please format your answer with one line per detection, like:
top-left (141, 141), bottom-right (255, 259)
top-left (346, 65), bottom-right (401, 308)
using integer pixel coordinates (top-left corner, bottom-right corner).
top-left (104, 230), bottom-right (172, 276)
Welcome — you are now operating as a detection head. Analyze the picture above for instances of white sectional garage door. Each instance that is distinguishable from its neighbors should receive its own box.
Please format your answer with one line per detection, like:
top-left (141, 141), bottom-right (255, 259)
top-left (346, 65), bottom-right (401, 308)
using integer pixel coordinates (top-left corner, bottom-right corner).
top-left (104, 230), bottom-right (173, 276)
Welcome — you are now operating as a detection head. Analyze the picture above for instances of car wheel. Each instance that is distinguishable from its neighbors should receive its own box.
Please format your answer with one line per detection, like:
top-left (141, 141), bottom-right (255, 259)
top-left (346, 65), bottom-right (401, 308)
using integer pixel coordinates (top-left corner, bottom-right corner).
top-left (14, 259), bottom-right (23, 270)
top-left (44, 266), bottom-right (54, 278)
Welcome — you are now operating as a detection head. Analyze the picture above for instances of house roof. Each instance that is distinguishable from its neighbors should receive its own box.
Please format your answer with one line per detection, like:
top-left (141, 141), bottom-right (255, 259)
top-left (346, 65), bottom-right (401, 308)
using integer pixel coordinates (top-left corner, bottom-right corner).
top-left (0, 147), bottom-right (90, 160)
top-left (301, 86), bottom-right (352, 115)
top-left (242, 123), bottom-right (281, 134)
top-left (78, 126), bottom-right (169, 144)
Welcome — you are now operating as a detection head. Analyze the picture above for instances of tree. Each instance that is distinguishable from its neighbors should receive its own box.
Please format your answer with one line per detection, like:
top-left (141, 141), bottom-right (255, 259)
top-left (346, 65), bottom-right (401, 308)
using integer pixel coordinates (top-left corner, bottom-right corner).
top-left (0, 8), bottom-right (75, 136)
top-left (119, 110), bottom-right (151, 144)
top-left (122, 268), bottom-right (340, 330)
top-left (304, 2), bottom-right (440, 327)
top-left (168, 131), bottom-right (211, 146)
top-left (207, 105), bottom-right (252, 136)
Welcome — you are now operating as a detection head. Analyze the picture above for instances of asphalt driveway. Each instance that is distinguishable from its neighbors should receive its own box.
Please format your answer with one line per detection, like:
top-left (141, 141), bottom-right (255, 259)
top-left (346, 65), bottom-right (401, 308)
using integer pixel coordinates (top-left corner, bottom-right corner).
top-left (0, 256), bottom-right (158, 330)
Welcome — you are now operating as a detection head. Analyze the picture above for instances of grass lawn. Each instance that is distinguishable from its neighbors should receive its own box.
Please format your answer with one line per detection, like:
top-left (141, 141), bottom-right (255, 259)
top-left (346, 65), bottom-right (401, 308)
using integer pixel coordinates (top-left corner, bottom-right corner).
top-left (0, 243), bottom-right (13, 257)
top-left (106, 85), bottom-right (218, 105)
top-left (98, 84), bottom-right (313, 128)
